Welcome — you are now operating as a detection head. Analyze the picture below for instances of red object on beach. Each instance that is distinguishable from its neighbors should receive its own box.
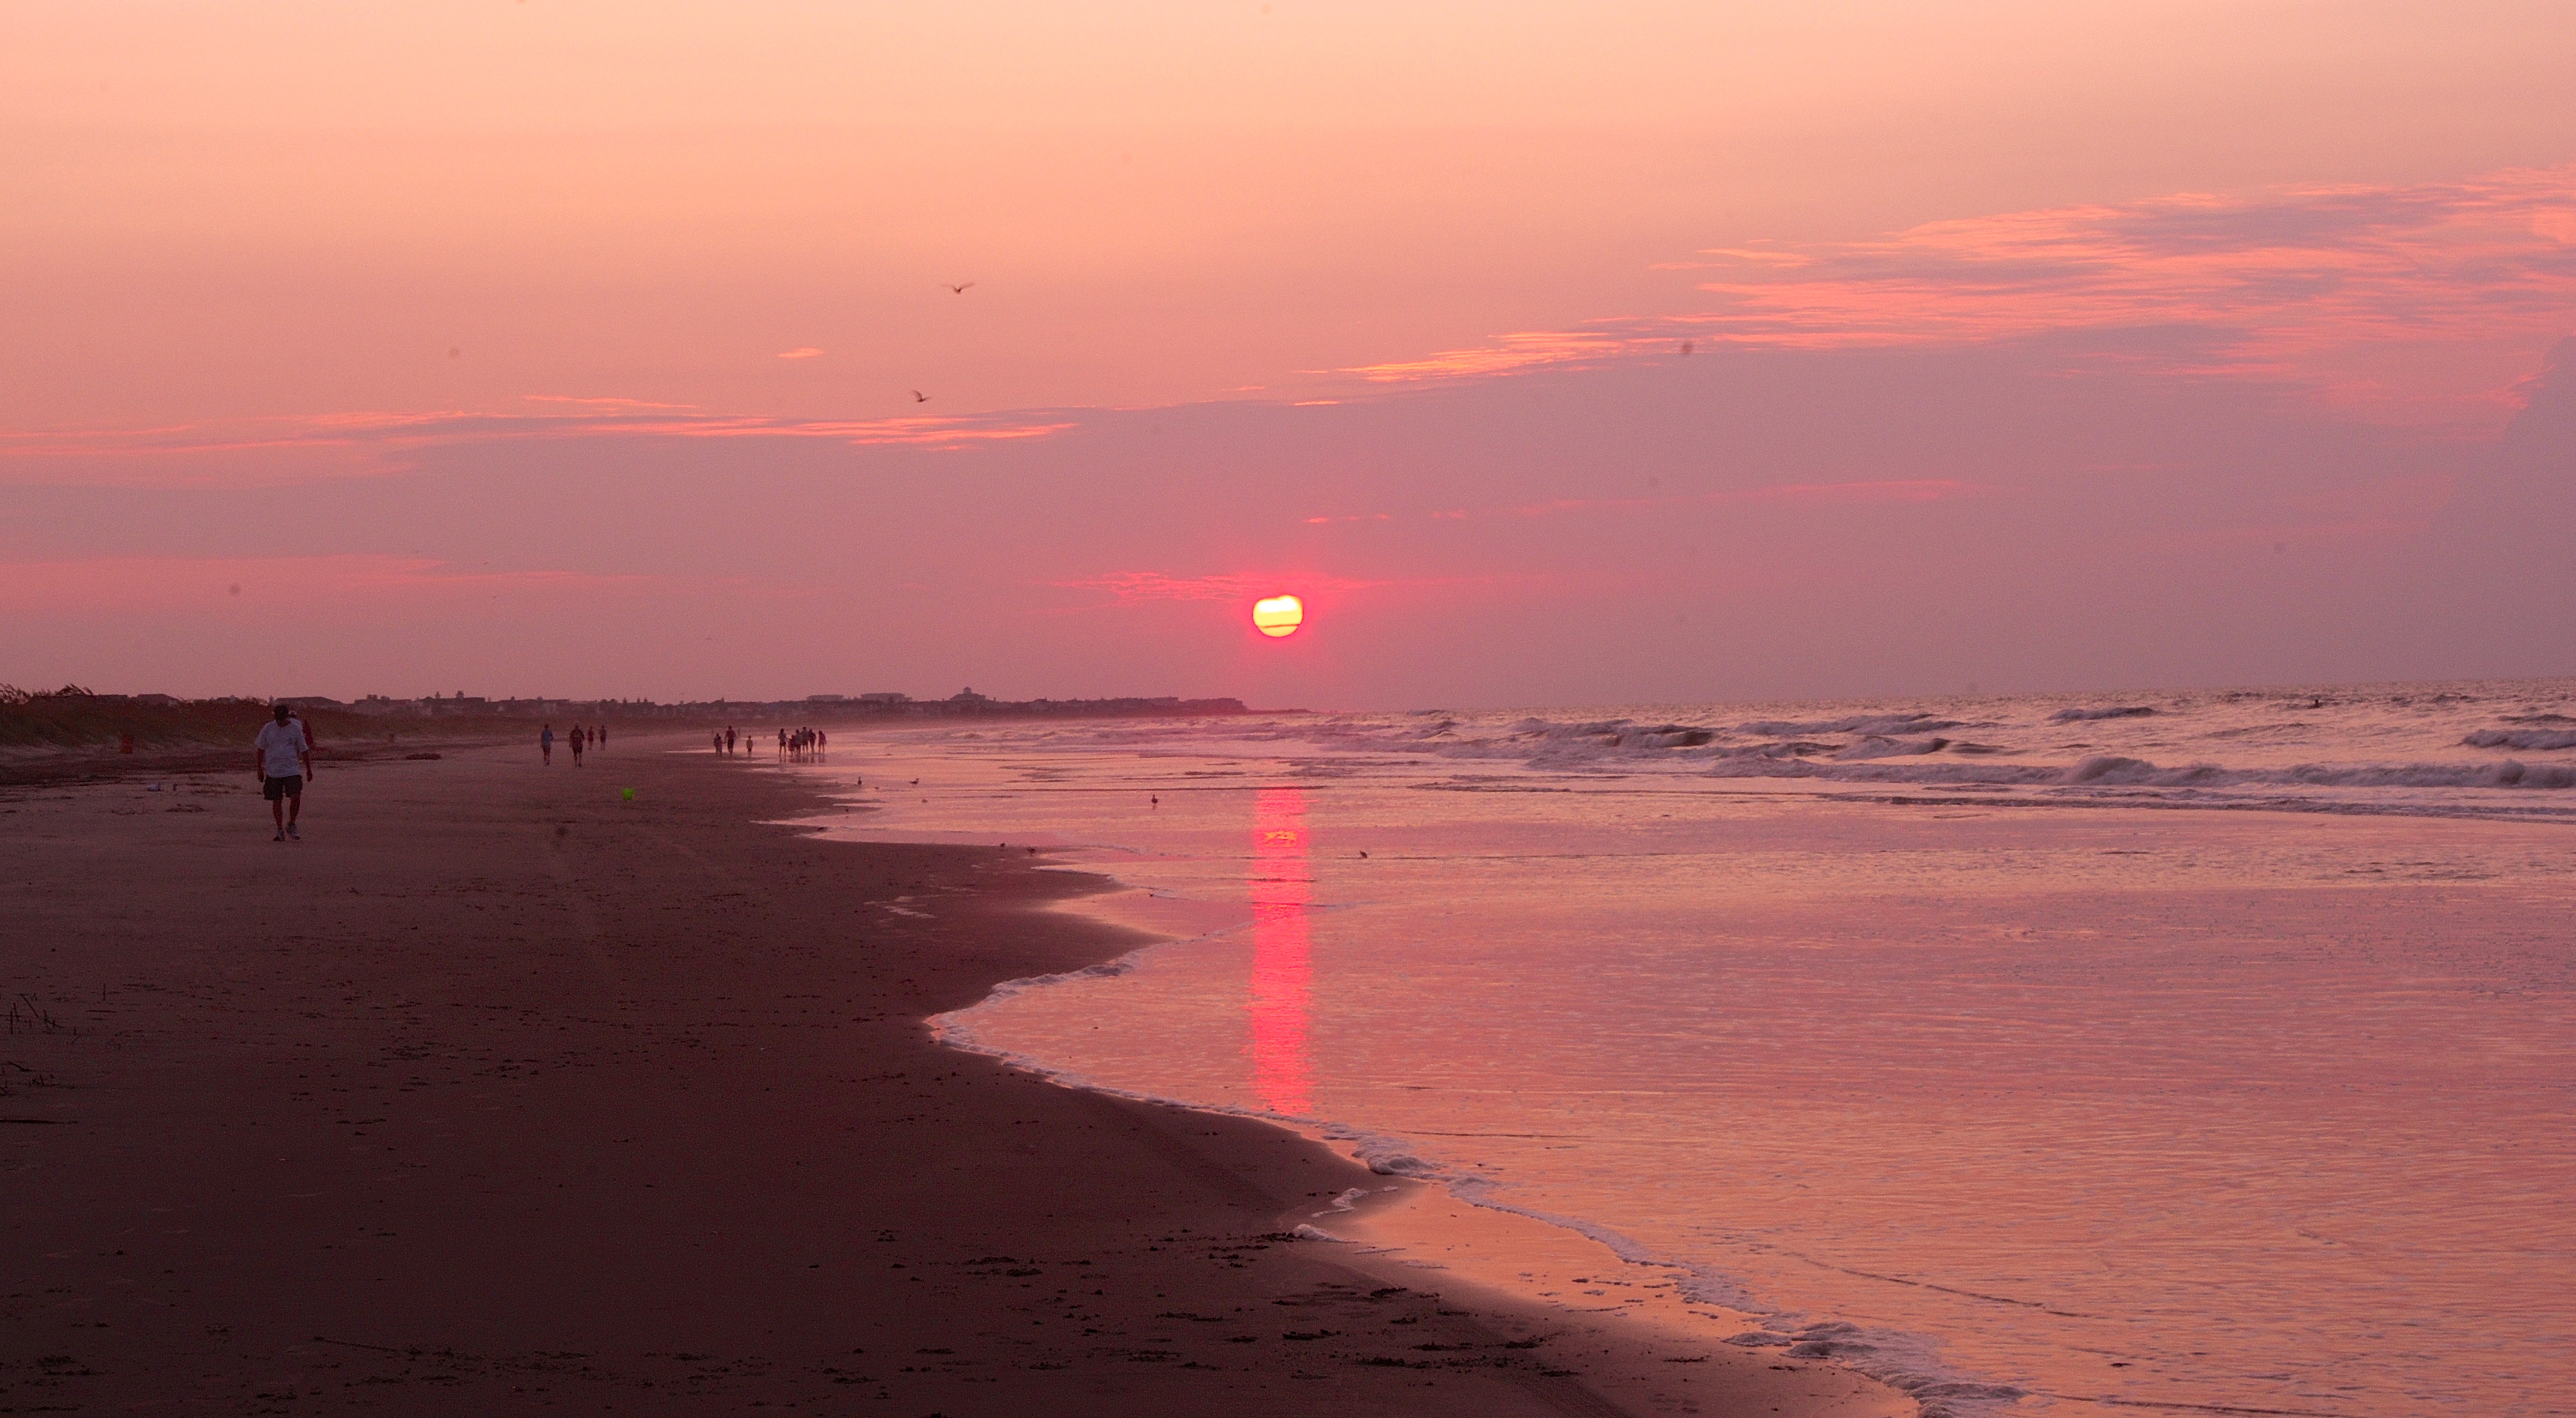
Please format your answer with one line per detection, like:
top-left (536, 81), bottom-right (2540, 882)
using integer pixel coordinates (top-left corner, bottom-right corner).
top-left (120, 732), bottom-right (135, 754)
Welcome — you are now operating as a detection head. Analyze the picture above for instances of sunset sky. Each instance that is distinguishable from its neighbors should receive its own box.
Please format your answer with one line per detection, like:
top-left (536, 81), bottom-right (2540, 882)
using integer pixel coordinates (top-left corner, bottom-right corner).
top-left (7, 2), bottom-right (2574, 707)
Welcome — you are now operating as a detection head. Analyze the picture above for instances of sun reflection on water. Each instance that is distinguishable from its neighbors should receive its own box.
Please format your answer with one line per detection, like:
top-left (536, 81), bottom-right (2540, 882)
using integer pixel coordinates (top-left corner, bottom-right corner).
top-left (1247, 786), bottom-right (1313, 1115)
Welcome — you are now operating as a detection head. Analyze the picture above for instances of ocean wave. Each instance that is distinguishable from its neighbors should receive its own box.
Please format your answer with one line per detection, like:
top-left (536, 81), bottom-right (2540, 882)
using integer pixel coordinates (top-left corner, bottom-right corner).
top-left (1680, 753), bottom-right (2576, 793)
top-left (2278, 759), bottom-right (2576, 789)
top-left (2049, 705), bottom-right (2156, 721)
top-left (1266, 711), bottom-right (2576, 796)
top-left (1737, 712), bottom-right (1962, 736)
top-left (2463, 729), bottom-right (2576, 751)
top-left (1834, 735), bottom-right (1952, 760)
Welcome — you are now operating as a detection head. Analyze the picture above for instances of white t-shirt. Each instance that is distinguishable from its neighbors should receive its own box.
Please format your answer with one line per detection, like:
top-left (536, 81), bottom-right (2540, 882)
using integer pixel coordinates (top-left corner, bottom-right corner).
top-left (255, 721), bottom-right (308, 777)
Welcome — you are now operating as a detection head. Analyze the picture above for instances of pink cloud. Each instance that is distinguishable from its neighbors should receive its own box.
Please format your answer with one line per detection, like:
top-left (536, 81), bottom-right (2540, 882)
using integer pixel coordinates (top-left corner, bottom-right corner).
top-left (1347, 164), bottom-right (2576, 423)
top-left (1677, 166), bottom-right (2576, 398)
top-left (776, 348), bottom-right (826, 360)
top-left (0, 405), bottom-right (1078, 488)
top-left (1342, 331), bottom-right (1633, 383)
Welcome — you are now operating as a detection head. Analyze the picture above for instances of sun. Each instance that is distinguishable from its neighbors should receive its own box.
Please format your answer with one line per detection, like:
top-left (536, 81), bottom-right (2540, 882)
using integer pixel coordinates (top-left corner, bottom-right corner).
top-left (1252, 594), bottom-right (1304, 638)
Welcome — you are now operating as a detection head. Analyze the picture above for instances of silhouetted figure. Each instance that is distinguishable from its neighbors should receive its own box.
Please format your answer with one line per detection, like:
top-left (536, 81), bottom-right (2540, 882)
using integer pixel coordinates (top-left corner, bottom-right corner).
top-left (542, 723), bottom-right (555, 765)
top-left (255, 704), bottom-right (311, 841)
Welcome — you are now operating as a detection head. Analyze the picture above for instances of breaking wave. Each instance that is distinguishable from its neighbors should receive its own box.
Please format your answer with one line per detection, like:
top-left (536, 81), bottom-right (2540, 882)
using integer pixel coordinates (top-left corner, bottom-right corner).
top-left (2463, 729), bottom-right (2576, 751)
top-left (2050, 705), bottom-right (2157, 721)
top-left (1177, 683), bottom-right (2576, 817)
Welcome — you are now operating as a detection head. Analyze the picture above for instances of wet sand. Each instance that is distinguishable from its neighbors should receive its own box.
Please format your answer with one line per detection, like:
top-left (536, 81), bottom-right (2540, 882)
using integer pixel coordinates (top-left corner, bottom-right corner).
top-left (0, 737), bottom-right (1909, 1416)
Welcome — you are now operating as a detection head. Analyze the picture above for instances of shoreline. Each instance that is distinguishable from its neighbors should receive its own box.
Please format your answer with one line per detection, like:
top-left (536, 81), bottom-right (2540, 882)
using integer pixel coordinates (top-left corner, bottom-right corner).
top-left (923, 879), bottom-right (1962, 1416)
top-left (2, 733), bottom-right (1910, 1416)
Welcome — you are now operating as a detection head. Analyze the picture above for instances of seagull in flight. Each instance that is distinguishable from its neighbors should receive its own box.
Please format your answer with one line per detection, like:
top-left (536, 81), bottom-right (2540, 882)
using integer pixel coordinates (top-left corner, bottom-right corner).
top-left (945, 282), bottom-right (975, 294)
top-left (910, 389), bottom-right (931, 403)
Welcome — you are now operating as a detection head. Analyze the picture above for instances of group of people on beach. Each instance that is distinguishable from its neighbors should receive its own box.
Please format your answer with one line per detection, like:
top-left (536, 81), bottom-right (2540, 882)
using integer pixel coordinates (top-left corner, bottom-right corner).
top-left (780, 727), bottom-right (827, 760)
top-left (539, 722), bottom-right (605, 766)
top-left (707, 726), bottom-right (829, 760)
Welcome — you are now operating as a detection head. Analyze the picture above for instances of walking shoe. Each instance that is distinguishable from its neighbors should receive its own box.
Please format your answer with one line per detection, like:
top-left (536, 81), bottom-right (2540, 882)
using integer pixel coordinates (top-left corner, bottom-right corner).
top-left (274, 831), bottom-right (285, 841)
top-left (287, 823), bottom-right (300, 840)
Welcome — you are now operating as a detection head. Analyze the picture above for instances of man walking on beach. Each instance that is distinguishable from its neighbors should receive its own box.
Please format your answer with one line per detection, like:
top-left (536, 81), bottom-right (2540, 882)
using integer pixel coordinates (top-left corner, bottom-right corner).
top-left (542, 723), bottom-right (555, 765)
top-left (254, 703), bottom-right (311, 841)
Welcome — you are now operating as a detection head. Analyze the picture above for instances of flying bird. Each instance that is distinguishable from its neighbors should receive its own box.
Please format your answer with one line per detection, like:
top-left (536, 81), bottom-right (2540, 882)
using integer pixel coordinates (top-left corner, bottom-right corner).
top-left (945, 282), bottom-right (974, 294)
top-left (1679, 340), bottom-right (1695, 356)
top-left (910, 389), bottom-right (931, 402)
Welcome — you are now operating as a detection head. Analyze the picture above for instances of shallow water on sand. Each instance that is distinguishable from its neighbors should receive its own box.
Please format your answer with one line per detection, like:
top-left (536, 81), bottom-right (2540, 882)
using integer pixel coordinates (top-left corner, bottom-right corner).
top-left (803, 681), bottom-right (2576, 1417)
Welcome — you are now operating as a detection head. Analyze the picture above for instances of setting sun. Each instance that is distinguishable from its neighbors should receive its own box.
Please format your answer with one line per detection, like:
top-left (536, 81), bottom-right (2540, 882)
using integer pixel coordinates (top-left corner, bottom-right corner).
top-left (1252, 595), bottom-right (1304, 638)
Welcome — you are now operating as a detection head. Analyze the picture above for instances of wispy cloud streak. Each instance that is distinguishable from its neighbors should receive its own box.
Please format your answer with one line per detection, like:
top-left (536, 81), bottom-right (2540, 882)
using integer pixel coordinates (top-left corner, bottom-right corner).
top-left (1343, 332), bottom-right (1633, 383)
top-left (0, 402), bottom-right (1078, 487)
top-left (1347, 165), bottom-right (2576, 420)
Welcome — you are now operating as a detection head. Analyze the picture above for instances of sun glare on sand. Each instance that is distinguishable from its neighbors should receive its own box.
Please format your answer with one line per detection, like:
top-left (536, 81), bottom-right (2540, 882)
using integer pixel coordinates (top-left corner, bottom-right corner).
top-left (1253, 595), bottom-right (1304, 638)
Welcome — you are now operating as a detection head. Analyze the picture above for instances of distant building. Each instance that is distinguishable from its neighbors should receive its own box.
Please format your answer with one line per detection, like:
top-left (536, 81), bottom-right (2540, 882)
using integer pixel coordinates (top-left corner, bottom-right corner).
top-left (857, 692), bottom-right (908, 705)
top-left (806, 694), bottom-right (846, 703)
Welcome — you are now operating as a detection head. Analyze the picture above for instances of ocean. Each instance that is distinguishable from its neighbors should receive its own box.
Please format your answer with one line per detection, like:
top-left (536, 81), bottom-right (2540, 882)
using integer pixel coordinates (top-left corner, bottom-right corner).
top-left (800, 679), bottom-right (2575, 1417)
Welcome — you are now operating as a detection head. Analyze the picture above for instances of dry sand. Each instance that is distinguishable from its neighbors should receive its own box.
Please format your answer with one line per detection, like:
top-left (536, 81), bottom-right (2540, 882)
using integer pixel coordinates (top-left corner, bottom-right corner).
top-left (1, 736), bottom-right (1910, 1417)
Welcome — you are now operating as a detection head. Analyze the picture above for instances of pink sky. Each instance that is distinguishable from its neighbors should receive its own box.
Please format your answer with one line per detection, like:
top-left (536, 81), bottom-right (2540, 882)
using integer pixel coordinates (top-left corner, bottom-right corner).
top-left (5, 2), bottom-right (2574, 707)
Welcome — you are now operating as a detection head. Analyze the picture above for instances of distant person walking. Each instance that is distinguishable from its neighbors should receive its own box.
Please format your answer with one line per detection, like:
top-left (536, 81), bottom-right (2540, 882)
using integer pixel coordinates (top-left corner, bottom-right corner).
top-left (542, 723), bottom-right (555, 765)
top-left (254, 703), bottom-right (311, 841)
top-left (595, 723), bottom-right (607, 750)
top-left (571, 725), bottom-right (586, 766)
top-left (711, 730), bottom-right (724, 755)
top-left (725, 726), bottom-right (737, 756)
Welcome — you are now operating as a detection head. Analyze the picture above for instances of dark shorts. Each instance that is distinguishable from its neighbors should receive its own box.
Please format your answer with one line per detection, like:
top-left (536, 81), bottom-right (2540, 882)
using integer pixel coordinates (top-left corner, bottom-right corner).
top-left (263, 774), bottom-right (303, 801)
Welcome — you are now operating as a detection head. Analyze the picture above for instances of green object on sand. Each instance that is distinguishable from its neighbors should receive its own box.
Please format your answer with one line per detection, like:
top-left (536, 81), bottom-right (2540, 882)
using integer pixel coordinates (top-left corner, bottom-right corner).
top-left (621, 787), bottom-right (636, 801)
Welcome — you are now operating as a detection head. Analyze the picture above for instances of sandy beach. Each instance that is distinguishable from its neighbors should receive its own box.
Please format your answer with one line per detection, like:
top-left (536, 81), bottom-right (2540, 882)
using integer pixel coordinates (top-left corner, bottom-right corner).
top-left (1, 735), bottom-right (1907, 1417)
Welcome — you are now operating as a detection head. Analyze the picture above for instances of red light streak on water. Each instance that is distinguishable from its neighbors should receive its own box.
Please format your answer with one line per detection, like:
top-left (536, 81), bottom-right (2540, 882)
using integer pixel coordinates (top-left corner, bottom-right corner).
top-left (1247, 786), bottom-right (1313, 1115)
